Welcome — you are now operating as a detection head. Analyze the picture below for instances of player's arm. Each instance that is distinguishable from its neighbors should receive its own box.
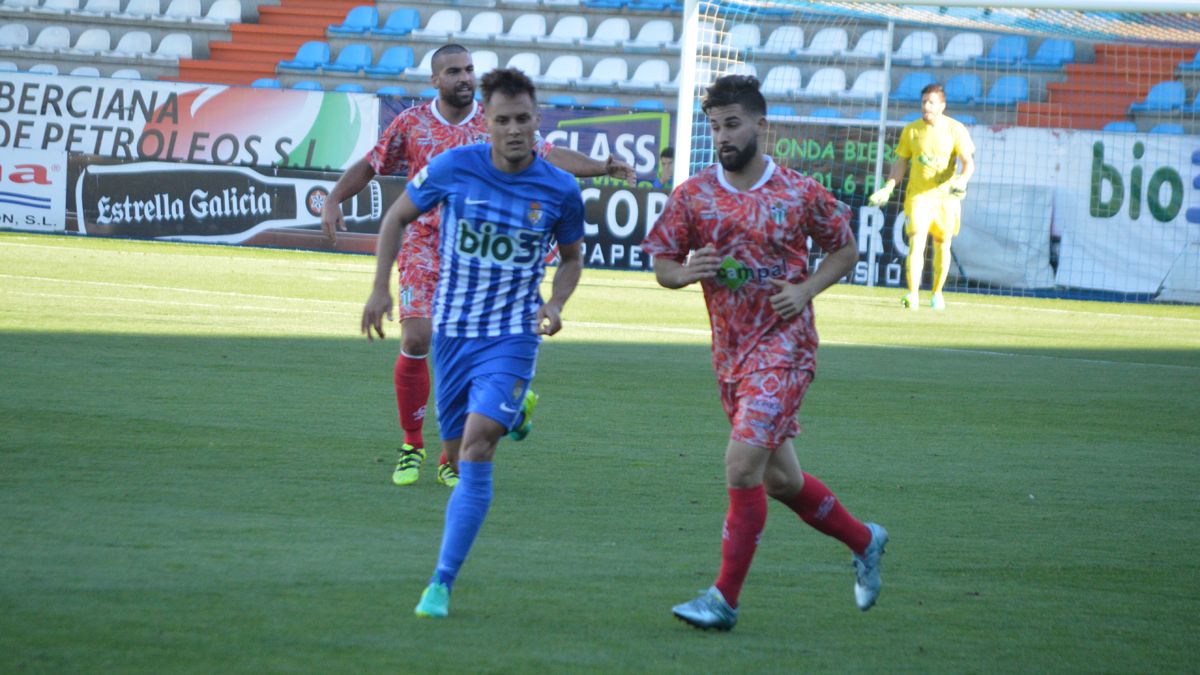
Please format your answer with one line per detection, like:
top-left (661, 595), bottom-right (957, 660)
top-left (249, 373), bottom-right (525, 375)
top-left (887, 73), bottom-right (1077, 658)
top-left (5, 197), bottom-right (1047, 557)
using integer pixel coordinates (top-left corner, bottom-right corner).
top-left (868, 158), bottom-right (907, 207)
top-left (767, 238), bottom-right (858, 320)
top-left (362, 192), bottom-right (422, 341)
top-left (546, 146), bottom-right (636, 184)
top-left (322, 158), bottom-right (377, 244)
top-left (537, 240), bottom-right (583, 336)
top-left (653, 245), bottom-right (721, 289)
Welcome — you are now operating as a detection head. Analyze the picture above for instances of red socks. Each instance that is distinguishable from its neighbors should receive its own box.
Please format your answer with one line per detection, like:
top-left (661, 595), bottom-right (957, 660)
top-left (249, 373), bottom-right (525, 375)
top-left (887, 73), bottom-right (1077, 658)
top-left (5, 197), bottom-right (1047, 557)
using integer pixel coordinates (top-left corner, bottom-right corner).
top-left (393, 352), bottom-right (429, 452)
top-left (783, 472), bottom-right (871, 555)
top-left (714, 485), bottom-right (767, 609)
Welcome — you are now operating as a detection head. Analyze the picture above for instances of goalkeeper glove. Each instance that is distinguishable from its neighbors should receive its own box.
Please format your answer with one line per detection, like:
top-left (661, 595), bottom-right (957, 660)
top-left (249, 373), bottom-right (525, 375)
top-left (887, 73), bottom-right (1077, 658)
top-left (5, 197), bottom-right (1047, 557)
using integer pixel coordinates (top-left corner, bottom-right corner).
top-left (867, 179), bottom-right (895, 207)
top-left (948, 175), bottom-right (968, 199)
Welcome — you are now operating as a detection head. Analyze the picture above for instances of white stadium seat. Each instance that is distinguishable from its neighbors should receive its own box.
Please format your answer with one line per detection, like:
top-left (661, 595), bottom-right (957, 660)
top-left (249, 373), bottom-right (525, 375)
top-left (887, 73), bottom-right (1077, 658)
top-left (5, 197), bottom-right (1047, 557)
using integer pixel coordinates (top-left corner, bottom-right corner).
top-left (844, 69), bottom-right (888, 99)
top-left (151, 32), bottom-right (192, 59)
top-left (894, 31), bottom-right (938, 62)
top-left (456, 11), bottom-right (502, 40)
top-left (630, 19), bottom-right (674, 49)
top-left (761, 65), bottom-right (801, 96)
top-left (405, 49), bottom-right (435, 77)
top-left (29, 62), bottom-right (59, 74)
top-left (162, 0), bottom-right (200, 20)
top-left (800, 27), bottom-right (847, 56)
top-left (78, 0), bottom-right (118, 14)
top-left (0, 23), bottom-right (29, 48)
top-left (111, 67), bottom-right (142, 78)
top-left (498, 14), bottom-right (545, 44)
top-left (538, 54), bottom-right (582, 87)
top-left (112, 30), bottom-right (152, 56)
top-left (802, 67), bottom-right (847, 97)
top-left (201, 0), bottom-right (240, 23)
top-left (412, 9), bottom-right (462, 39)
top-left (471, 49), bottom-right (498, 74)
top-left (848, 28), bottom-right (888, 59)
top-left (70, 65), bottom-right (100, 76)
top-left (620, 58), bottom-right (670, 92)
top-left (68, 27), bottom-right (111, 53)
top-left (760, 25), bottom-right (803, 55)
top-left (723, 23), bottom-right (760, 51)
top-left (939, 32), bottom-right (984, 63)
top-left (505, 51), bottom-right (541, 77)
top-left (29, 25), bottom-right (71, 51)
top-left (32, 0), bottom-right (80, 13)
top-left (581, 17), bottom-right (629, 48)
top-left (578, 57), bottom-right (628, 89)
top-left (121, 0), bottom-right (161, 17)
top-left (541, 15), bottom-right (587, 45)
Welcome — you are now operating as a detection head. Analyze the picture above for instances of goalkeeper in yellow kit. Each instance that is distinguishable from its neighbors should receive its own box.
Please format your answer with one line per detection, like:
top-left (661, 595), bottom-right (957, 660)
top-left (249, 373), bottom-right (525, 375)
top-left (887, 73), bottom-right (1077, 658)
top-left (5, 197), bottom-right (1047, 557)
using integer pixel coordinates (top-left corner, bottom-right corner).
top-left (869, 83), bottom-right (975, 311)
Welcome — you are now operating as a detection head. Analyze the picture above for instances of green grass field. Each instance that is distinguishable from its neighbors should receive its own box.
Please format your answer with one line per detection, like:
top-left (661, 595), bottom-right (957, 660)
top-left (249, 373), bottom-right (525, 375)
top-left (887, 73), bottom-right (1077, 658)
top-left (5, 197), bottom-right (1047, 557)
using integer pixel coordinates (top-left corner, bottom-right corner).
top-left (2, 231), bottom-right (1198, 673)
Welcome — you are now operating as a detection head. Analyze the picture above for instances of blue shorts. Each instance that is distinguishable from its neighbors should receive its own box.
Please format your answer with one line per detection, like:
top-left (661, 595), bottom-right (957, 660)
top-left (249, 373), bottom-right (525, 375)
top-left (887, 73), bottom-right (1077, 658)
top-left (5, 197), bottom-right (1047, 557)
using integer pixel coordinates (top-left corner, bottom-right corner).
top-left (432, 333), bottom-right (539, 441)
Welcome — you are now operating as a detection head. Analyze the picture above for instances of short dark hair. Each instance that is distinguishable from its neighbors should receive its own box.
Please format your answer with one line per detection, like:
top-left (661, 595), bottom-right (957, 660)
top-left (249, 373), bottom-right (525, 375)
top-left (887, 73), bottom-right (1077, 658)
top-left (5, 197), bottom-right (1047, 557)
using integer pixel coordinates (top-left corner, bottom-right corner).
top-left (660, 146), bottom-right (674, 159)
top-left (430, 44), bottom-right (469, 75)
top-left (480, 67), bottom-right (538, 105)
top-left (921, 83), bottom-right (946, 100)
top-left (701, 75), bottom-right (766, 118)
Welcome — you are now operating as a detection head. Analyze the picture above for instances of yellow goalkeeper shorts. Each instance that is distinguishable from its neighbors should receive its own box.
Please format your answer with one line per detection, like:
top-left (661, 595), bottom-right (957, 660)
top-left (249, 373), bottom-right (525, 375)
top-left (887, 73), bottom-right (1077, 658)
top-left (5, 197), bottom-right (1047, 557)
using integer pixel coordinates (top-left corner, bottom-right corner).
top-left (905, 192), bottom-right (961, 242)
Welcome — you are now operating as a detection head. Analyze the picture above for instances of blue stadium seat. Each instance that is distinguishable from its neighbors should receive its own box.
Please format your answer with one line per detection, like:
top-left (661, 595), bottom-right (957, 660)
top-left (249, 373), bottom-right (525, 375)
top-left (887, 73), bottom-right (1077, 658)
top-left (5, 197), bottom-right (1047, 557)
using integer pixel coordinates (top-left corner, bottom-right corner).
top-left (974, 35), bottom-right (1027, 66)
top-left (279, 41), bottom-right (330, 71)
top-left (1024, 38), bottom-right (1075, 69)
top-left (587, 97), bottom-right (621, 108)
top-left (374, 8), bottom-right (420, 37)
top-left (768, 104), bottom-right (796, 117)
top-left (1129, 81), bottom-right (1186, 113)
top-left (944, 73), bottom-right (982, 104)
top-left (251, 77), bottom-right (281, 88)
top-left (901, 111), bottom-right (921, 122)
top-left (809, 107), bottom-right (841, 118)
top-left (585, 0), bottom-right (625, 7)
top-left (979, 75), bottom-right (1028, 105)
top-left (420, 87), bottom-right (438, 98)
top-left (1103, 120), bottom-right (1138, 132)
top-left (329, 5), bottom-right (377, 34)
top-left (891, 71), bottom-right (936, 102)
top-left (335, 83), bottom-right (365, 92)
top-left (1187, 91), bottom-right (1200, 113)
top-left (376, 85), bottom-right (408, 97)
top-left (857, 109), bottom-right (881, 120)
top-left (1180, 49), bottom-right (1200, 72)
top-left (324, 43), bottom-right (372, 73)
top-left (632, 98), bottom-right (665, 111)
top-left (955, 113), bottom-right (977, 124)
top-left (1150, 123), bottom-right (1184, 135)
top-left (365, 46), bottom-right (414, 78)
top-left (546, 94), bottom-right (578, 107)
top-left (292, 80), bottom-right (323, 90)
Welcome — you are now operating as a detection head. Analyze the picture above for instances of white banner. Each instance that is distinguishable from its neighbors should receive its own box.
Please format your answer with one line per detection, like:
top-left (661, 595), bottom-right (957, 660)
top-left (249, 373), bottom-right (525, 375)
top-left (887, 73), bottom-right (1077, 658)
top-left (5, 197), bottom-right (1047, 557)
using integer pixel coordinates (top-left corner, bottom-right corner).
top-left (0, 148), bottom-right (68, 232)
top-left (0, 72), bottom-right (379, 171)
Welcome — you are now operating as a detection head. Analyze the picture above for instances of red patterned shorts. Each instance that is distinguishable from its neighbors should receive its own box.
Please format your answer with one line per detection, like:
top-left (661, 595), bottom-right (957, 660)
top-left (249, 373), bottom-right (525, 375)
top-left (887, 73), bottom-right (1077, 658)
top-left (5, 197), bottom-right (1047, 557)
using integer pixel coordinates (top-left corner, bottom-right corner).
top-left (719, 368), bottom-right (812, 450)
top-left (396, 213), bottom-right (440, 321)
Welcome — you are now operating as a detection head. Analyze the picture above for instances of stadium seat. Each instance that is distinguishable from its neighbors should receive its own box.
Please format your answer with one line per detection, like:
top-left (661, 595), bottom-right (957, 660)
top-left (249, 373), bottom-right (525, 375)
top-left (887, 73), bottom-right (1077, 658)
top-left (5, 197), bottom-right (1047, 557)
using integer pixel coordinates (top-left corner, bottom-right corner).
top-left (33, 0), bottom-right (78, 12)
top-left (78, 0), bottom-right (119, 15)
top-left (631, 98), bottom-right (664, 111)
top-left (412, 9), bottom-right (463, 39)
top-left (809, 107), bottom-right (841, 118)
top-left (1103, 120), bottom-right (1137, 132)
top-left (723, 23), bottom-right (760, 52)
top-left (110, 67), bottom-right (141, 78)
top-left (584, 0), bottom-right (624, 8)
top-left (0, 23), bottom-right (29, 48)
top-left (498, 14), bottom-right (546, 44)
top-left (801, 27), bottom-right (847, 56)
top-left (586, 96), bottom-right (621, 108)
top-left (472, 49), bottom-right (499, 74)
top-left (759, 25), bottom-right (802, 56)
top-left (891, 71), bottom-right (937, 102)
top-left (858, 109), bottom-right (881, 120)
top-left (419, 87), bottom-right (438, 98)
top-left (939, 32), bottom-right (983, 64)
top-left (955, 113), bottom-right (977, 124)
top-left (162, 0), bottom-right (201, 21)
top-left (152, 33), bottom-right (192, 60)
top-left (845, 69), bottom-right (887, 99)
top-left (455, 11), bottom-right (502, 40)
top-left (335, 83), bottom-right (365, 93)
top-left (324, 43), bottom-right (372, 73)
top-left (627, 0), bottom-right (670, 10)
top-left (374, 8), bottom-right (419, 37)
top-left (944, 73), bottom-right (983, 104)
top-left (69, 65), bottom-right (100, 76)
top-left (621, 58), bottom-right (670, 92)
top-left (848, 29), bottom-right (888, 59)
top-left (28, 63), bottom-right (59, 74)
top-left (539, 54), bottom-right (583, 87)
top-left (761, 65), bottom-right (802, 96)
top-left (894, 31), bottom-right (938, 63)
top-left (1024, 38), bottom-right (1075, 69)
top-left (578, 57), bottom-right (629, 89)
top-left (67, 27), bottom-right (111, 53)
top-left (251, 77), bottom-right (281, 88)
top-left (406, 49), bottom-right (435, 77)
top-left (0, 61), bottom-right (17, 71)
top-left (979, 75), bottom-right (1028, 105)
top-left (1129, 81), bottom-right (1186, 113)
top-left (1179, 49), bottom-right (1200, 72)
top-left (1187, 90), bottom-right (1200, 113)
top-left (120, 0), bottom-right (160, 18)
top-left (975, 35), bottom-right (1028, 66)
top-left (505, 51), bottom-right (541, 77)
top-left (111, 30), bottom-right (151, 56)
top-left (541, 16), bottom-right (588, 45)
top-left (629, 19), bottom-right (675, 49)
top-left (802, 67), bottom-right (847, 97)
top-left (3, 0), bottom-right (41, 8)
top-left (722, 61), bottom-right (757, 78)
top-left (901, 111), bottom-right (921, 122)
top-left (546, 94), bottom-right (578, 107)
top-left (543, 0), bottom-right (581, 6)
top-left (329, 6), bottom-right (378, 34)
top-left (582, 17), bottom-right (630, 47)
top-left (1150, 123), bottom-right (1184, 135)
top-left (293, 81), bottom-right (323, 91)
top-left (279, 41), bottom-right (330, 71)
top-left (376, 86), bottom-right (407, 97)
top-left (29, 26), bottom-right (70, 52)
top-left (767, 104), bottom-right (796, 118)
top-left (201, 0), bottom-right (240, 23)
top-left (365, 45), bottom-right (414, 77)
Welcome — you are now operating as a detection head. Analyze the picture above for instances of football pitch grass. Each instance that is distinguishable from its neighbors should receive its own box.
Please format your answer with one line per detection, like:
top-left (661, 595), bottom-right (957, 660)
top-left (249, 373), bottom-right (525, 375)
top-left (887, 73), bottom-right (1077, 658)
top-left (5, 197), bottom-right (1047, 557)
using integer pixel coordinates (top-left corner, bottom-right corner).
top-left (2, 232), bottom-right (1198, 673)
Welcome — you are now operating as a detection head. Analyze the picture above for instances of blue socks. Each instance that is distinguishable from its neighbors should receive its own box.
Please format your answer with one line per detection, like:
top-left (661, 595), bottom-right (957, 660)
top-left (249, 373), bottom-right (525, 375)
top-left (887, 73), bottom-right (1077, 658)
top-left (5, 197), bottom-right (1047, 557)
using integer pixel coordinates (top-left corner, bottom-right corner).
top-left (432, 460), bottom-right (493, 589)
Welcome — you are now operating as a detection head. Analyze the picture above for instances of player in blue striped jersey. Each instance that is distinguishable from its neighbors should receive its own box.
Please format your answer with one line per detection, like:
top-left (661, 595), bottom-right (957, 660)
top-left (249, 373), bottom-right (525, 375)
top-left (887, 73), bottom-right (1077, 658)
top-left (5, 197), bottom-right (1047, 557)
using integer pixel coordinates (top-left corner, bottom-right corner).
top-left (361, 68), bottom-right (584, 619)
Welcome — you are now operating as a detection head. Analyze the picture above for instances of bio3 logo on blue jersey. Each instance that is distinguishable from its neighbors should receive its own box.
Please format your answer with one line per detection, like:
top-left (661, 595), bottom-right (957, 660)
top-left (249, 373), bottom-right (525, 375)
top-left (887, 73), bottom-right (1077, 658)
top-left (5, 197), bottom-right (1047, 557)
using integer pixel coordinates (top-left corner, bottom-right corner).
top-left (457, 219), bottom-right (540, 267)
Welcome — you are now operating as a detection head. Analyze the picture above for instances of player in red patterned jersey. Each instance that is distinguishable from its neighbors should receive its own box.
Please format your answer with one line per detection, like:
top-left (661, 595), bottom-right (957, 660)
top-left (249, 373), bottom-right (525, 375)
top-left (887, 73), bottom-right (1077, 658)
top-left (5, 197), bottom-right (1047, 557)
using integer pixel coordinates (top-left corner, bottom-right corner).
top-left (322, 44), bottom-right (633, 489)
top-left (642, 75), bottom-right (888, 631)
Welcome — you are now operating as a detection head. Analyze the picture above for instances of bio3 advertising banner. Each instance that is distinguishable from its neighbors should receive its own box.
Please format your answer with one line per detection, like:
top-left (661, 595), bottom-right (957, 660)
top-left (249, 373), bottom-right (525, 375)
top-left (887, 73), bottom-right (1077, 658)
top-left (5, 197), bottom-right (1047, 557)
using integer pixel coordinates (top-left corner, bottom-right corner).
top-left (1, 72), bottom-right (379, 171)
top-left (0, 148), bottom-right (68, 232)
top-left (70, 155), bottom-right (404, 249)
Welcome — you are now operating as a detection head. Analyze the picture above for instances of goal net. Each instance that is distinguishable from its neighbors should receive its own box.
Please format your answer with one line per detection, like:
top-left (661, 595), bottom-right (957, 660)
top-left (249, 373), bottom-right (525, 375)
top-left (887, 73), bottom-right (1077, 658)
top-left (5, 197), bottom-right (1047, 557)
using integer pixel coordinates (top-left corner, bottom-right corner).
top-left (674, 0), bottom-right (1200, 303)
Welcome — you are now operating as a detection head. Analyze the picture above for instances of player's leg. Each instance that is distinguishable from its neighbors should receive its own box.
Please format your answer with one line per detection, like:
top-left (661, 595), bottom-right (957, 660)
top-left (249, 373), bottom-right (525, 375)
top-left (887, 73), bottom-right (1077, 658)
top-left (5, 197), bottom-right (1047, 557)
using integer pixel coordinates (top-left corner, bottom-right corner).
top-left (929, 198), bottom-right (959, 310)
top-left (903, 203), bottom-right (931, 310)
top-left (393, 225), bottom-right (441, 486)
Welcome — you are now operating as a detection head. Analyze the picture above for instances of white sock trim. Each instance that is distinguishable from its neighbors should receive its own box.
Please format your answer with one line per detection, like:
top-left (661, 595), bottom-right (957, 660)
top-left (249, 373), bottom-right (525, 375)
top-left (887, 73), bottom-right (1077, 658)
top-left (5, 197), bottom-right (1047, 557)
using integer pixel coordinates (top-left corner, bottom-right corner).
top-left (400, 349), bottom-right (429, 360)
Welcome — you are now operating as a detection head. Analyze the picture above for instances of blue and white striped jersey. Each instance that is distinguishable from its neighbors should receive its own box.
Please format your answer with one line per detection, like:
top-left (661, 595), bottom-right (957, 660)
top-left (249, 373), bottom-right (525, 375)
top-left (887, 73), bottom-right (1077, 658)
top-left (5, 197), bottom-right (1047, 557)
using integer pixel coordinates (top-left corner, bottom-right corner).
top-left (406, 143), bottom-right (585, 337)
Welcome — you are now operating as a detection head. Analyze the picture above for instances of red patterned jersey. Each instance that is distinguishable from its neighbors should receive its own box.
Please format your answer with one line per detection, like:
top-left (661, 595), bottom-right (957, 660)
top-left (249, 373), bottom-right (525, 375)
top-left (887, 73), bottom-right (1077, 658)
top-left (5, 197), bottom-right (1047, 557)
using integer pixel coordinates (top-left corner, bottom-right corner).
top-left (642, 157), bottom-right (854, 381)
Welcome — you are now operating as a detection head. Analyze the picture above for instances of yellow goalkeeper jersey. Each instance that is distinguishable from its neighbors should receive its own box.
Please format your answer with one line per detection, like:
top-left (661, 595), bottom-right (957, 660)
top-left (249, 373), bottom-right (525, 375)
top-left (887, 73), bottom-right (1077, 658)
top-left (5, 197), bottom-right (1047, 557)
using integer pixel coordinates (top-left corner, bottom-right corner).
top-left (895, 116), bottom-right (974, 202)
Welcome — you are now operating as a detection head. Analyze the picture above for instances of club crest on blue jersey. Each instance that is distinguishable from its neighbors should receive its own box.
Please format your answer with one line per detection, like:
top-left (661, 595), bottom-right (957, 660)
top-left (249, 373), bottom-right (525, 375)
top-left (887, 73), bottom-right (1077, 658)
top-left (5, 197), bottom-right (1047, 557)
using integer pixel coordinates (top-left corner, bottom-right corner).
top-left (527, 201), bottom-right (543, 227)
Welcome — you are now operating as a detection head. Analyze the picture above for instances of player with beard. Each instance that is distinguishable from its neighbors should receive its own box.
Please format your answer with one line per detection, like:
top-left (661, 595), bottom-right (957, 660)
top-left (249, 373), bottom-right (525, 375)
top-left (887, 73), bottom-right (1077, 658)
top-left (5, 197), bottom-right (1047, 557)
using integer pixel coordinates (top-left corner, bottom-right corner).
top-left (323, 44), bottom-right (633, 488)
top-left (642, 75), bottom-right (888, 631)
